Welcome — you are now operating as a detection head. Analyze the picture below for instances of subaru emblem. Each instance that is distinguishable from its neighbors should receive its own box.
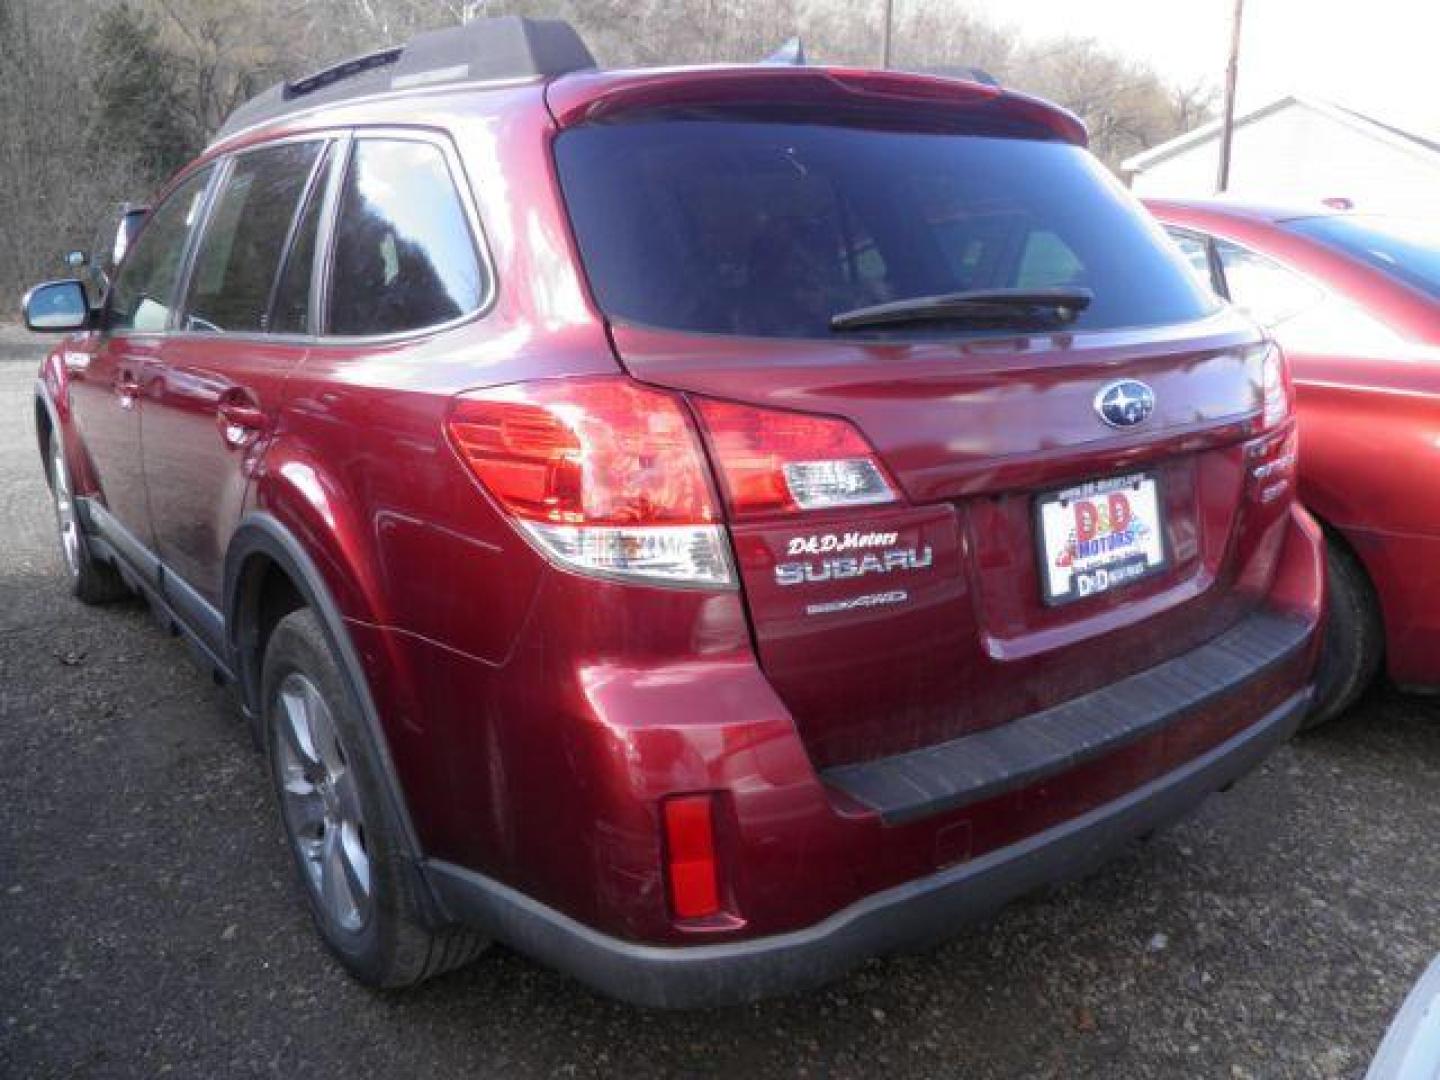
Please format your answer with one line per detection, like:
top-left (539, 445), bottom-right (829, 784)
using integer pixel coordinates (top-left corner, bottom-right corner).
top-left (1094, 380), bottom-right (1156, 428)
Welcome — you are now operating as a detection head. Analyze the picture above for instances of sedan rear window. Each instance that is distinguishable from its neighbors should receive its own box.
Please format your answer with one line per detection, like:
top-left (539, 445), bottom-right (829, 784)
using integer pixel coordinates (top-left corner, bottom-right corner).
top-left (556, 120), bottom-right (1218, 339)
top-left (1285, 214), bottom-right (1440, 301)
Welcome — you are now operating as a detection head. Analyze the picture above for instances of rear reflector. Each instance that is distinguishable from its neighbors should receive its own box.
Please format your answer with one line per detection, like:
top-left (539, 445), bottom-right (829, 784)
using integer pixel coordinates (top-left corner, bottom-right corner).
top-left (447, 378), bottom-right (734, 587)
top-left (695, 398), bottom-right (898, 518)
top-left (663, 795), bottom-right (721, 920)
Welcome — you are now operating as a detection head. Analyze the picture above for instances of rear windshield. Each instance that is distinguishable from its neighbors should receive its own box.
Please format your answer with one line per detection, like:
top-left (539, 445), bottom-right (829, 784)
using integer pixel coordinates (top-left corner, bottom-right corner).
top-left (555, 120), bottom-right (1218, 339)
top-left (1285, 214), bottom-right (1440, 301)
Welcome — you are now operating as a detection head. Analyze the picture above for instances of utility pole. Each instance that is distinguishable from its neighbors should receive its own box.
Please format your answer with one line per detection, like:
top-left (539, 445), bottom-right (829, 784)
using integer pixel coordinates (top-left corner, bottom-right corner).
top-left (880, 0), bottom-right (894, 69)
top-left (1216, 0), bottom-right (1245, 192)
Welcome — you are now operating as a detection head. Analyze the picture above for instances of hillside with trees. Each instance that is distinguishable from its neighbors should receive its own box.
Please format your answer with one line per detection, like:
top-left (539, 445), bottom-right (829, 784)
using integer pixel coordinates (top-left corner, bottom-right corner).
top-left (0, 0), bottom-right (1214, 302)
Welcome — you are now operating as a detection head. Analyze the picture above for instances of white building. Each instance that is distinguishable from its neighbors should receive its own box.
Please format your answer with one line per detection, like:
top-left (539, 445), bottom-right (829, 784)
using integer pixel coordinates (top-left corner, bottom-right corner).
top-left (1122, 94), bottom-right (1440, 216)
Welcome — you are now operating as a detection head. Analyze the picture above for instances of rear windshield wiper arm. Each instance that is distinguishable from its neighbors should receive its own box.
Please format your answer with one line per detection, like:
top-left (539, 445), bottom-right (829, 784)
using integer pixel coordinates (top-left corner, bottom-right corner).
top-left (830, 287), bottom-right (1094, 332)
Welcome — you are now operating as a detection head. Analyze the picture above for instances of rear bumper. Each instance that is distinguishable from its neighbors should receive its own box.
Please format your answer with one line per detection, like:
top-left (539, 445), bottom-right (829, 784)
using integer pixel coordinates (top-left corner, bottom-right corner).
top-left (425, 686), bottom-right (1310, 1008)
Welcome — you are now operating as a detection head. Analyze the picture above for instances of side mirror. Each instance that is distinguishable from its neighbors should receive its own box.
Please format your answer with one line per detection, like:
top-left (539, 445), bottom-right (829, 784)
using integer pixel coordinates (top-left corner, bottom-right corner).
top-left (22, 280), bottom-right (92, 332)
top-left (113, 206), bottom-right (149, 268)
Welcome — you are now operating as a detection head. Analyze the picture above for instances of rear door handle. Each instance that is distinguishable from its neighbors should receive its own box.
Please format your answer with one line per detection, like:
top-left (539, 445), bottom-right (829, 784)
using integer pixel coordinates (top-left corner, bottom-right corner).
top-left (117, 369), bottom-right (139, 409)
top-left (218, 401), bottom-right (267, 429)
top-left (217, 398), bottom-right (268, 446)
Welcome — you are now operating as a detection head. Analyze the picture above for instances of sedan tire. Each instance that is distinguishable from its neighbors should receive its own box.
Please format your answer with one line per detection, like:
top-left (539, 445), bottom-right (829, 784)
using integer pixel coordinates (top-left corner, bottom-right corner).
top-left (1304, 537), bottom-right (1384, 730)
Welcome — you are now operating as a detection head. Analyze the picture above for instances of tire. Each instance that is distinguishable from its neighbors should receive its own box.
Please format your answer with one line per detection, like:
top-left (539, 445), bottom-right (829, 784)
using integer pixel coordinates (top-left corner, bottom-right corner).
top-left (261, 608), bottom-right (489, 987)
top-left (1303, 536), bottom-right (1384, 731)
top-left (46, 433), bottom-right (129, 604)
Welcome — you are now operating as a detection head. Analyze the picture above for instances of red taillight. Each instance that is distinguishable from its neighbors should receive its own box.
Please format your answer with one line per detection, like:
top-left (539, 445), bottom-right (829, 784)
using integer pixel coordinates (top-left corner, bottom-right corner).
top-left (1241, 344), bottom-right (1297, 504)
top-left (1248, 343), bottom-right (1298, 504)
top-left (447, 378), bottom-right (733, 586)
top-left (663, 795), bottom-right (721, 920)
top-left (694, 398), bottom-right (898, 519)
top-left (1259, 342), bottom-right (1294, 430)
top-left (449, 378), bottom-right (716, 526)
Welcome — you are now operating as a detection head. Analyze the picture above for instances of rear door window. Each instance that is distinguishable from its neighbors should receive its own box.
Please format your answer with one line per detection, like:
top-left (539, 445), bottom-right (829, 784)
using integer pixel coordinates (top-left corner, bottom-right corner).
top-left (182, 140), bottom-right (326, 334)
top-left (326, 139), bottom-right (485, 336)
top-left (107, 167), bottom-right (213, 333)
top-left (1214, 239), bottom-right (1325, 326)
top-left (555, 120), bottom-right (1218, 340)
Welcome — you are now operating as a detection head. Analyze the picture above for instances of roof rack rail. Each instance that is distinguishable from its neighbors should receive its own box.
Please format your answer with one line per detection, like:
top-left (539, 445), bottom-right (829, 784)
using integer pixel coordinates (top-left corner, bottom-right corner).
top-left (214, 16), bottom-right (596, 141)
top-left (285, 45), bottom-right (404, 100)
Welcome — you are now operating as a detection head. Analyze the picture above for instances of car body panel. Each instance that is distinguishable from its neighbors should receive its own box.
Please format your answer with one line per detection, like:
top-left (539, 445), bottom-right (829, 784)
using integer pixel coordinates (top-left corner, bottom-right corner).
top-left (145, 335), bottom-right (306, 604)
top-left (64, 330), bottom-right (156, 544)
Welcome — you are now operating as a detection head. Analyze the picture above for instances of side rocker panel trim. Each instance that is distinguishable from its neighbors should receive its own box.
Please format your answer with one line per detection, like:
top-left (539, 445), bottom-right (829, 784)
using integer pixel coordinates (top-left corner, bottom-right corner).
top-left (33, 378), bottom-right (61, 463)
top-left (76, 496), bottom-right (237, 682)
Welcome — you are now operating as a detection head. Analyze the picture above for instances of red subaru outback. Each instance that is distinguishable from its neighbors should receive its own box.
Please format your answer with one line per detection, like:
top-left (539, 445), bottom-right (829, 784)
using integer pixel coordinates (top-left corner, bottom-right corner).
top-left (24, 18), bottom-right (1323, 1006)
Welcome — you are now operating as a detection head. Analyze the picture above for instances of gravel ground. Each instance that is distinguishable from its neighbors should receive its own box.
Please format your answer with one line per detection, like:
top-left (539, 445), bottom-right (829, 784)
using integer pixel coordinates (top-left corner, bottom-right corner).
top-left (2, 338), bottom-right (1438, 1079)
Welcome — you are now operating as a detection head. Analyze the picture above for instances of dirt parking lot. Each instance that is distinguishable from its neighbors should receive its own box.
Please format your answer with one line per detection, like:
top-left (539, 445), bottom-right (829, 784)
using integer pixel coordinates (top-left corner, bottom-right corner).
top-left (2, 337), bottom-right (1438, 1079)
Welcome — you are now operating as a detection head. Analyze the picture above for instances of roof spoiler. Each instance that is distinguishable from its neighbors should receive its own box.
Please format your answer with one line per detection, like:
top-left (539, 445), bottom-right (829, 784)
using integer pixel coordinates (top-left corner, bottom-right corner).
top-left (214, 16), bottom-right (596, 141)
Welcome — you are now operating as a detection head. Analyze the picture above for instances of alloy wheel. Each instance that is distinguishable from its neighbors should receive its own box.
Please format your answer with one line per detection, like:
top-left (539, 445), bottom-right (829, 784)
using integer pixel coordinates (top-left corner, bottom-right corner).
top-left (274, 672), bottom-right (373, 932)
top-left (50, 440), bottom-right (81, 578)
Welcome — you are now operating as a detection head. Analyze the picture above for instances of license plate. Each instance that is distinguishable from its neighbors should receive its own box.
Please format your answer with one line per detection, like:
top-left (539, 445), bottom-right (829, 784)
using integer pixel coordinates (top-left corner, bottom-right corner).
top-left (1036, 472), bottom-right (1167, 605)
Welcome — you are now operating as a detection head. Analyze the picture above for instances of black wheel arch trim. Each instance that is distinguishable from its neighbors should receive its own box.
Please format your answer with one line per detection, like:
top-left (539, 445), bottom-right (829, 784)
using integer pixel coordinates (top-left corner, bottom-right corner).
top-left (33, 378), bottom-right (61, 469)
top-left (223, 512), bottom-right (442, 921)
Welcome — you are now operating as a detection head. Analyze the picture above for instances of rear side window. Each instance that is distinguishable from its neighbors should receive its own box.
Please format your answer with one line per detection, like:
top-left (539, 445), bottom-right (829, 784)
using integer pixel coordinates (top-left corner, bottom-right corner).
top-left (108, 167), bottom-right (213, 333)
top-left (326, 139), bottom-right (484, 336)
top-left (556, 121), bottom-right (1218, 339)
top-left (270, 146), bottom-right (332, 335)
top-left (182, 140), bottom-right (325, 333)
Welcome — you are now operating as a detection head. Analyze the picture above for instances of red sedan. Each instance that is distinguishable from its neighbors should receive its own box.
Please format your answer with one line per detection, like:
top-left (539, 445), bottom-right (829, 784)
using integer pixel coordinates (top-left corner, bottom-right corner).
top-left (1148, 198), bottom-right (1440, 724)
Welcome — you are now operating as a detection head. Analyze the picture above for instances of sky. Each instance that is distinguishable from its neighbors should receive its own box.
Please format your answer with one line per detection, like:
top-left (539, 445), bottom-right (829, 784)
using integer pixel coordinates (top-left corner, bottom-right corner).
top-left (967, 0), bottom-right (1440, 140)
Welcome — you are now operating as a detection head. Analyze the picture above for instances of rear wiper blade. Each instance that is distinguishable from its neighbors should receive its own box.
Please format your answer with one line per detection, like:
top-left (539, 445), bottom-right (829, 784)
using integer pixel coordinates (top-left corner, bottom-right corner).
top-left (830, 287), bottom-right (1094, 331)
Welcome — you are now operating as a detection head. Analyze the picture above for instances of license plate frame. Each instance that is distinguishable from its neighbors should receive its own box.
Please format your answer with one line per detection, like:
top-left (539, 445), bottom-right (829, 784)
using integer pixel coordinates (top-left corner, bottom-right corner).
top-left (1034, 471), bottom-right (1169, 607)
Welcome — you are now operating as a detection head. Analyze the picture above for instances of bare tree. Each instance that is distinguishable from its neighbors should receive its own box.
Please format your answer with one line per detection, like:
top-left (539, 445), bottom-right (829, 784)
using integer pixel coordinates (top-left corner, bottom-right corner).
top-left (0, 0), bottom-right (149, 302)
top-left (0, 0), bottom-right (1217, 305)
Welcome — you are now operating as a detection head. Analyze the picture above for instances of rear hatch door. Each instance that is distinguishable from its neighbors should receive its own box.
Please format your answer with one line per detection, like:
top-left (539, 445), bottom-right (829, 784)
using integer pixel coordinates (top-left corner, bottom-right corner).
top-left (551, 83), bottom-right (1277, 768)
